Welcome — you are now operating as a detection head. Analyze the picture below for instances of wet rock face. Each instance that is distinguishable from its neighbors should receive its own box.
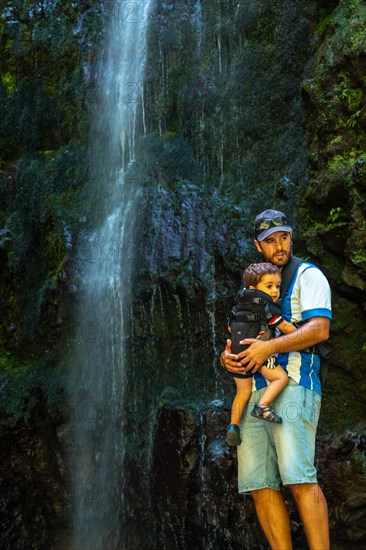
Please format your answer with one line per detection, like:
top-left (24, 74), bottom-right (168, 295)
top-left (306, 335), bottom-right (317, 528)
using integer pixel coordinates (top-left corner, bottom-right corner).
top-left (0, 418), bottom-right (69, 548)
top-left (150, 403), bottom-right (261, 550)
top-left (318, 426), bottom-right (366, 547)
top-left (147, 405), bottom-right (366, 549)
top-left (124, 1), bottom-right (366, 546)
top-left (137, 183), bottom-right (215, 296)
top-left (2, 2), bottom-right (366, 549)
top-left (2, 402), bottom-right (365, 549)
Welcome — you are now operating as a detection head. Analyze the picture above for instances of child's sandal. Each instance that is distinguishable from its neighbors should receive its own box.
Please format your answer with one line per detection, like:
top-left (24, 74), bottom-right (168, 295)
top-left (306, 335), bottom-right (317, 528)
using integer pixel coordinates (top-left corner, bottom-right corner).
top-left (251, 403), bottom-right (282, 424)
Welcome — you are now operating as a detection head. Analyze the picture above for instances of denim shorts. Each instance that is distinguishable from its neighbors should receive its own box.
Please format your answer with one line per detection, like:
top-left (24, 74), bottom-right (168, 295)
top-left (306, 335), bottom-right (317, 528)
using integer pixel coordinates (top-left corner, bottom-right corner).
top-left (237, 379), bottom-right (321, 493)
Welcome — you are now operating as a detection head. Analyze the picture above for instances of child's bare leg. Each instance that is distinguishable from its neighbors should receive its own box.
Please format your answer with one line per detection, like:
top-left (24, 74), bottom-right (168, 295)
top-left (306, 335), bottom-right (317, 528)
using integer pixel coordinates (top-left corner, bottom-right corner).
top-left (252, 365), bottom-right (288, 420)
top-left (258, 365), bottom-right (288, 408)
top-left (231, 377), bottom-right (252, 425)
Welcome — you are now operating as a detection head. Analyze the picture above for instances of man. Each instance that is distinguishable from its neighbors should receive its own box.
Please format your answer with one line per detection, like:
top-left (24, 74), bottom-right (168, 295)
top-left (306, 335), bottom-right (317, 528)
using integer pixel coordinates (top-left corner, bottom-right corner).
top-left (221, 209), bottom-right (331, 550)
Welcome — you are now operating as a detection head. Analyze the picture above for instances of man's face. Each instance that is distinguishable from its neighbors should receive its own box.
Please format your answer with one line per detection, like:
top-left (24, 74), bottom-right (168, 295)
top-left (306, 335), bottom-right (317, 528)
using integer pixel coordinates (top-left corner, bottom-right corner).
top-left (254, 231), bottom-right (292, 267)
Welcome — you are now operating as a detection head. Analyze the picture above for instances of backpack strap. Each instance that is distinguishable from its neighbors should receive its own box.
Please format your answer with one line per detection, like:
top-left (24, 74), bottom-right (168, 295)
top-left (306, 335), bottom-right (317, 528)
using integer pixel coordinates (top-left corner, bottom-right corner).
top-left (236, 288), bottom-right (277, 306)
top-left (235, 288), bottom-right (271, 305)
top-left (279, 257), bottom-right (331, 383)
top-left (230, 312), bottom-right (262, 323)
top-left (279, 256), bottom-right (303, 302)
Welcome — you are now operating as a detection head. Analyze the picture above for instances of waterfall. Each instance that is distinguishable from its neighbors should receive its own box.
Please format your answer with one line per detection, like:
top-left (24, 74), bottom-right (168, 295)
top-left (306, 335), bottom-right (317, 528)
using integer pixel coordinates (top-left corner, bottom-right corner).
top-left (68, 1), bottom-right (153, 548)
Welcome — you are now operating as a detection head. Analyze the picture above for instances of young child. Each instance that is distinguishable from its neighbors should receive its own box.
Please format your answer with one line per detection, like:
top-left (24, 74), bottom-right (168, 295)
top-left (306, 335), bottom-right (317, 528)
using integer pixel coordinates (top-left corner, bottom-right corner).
top-left (226, 262), bottom-right (297, 446)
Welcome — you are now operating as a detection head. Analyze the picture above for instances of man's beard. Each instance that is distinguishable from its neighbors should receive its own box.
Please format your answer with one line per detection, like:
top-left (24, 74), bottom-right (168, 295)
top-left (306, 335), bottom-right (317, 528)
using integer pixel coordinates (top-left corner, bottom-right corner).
top-left (262, 243), bottom-right (293, 267)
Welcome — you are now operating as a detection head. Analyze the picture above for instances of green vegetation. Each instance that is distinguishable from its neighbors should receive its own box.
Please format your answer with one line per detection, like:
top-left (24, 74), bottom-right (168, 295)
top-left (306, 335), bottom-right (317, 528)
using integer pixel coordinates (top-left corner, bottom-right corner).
top-left (0, 1), bottom-right (365, 545)
top-left (144, 0), bottom-right (311, 214)
top-left (295, 0), bottom-right (366, 433)
top-left (298, 0), bottom-right (366, 294)
top-left (0, 351), bottom-right (65, 427)
top-left (0, 0), bottom-right (363, 417)
top-left (0, 1), bottom-right (105, 356)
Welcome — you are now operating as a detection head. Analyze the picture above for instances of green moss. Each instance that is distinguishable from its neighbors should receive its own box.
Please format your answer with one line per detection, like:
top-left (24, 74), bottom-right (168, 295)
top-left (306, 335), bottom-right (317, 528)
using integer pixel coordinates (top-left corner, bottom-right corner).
top-left (0, 351), bottom-right (22, 372)
top-left (317, 292), bottom-right (366, 435)
top-left (350, 241), bottom-right (366, 268)
top-left (332, 296), bottom-right (366, 368)
top-left (298, 0), bottom-right (366, 321)
top-left (327, 207), bottom-right (344, 224)
top-left (301, 208), bottom-right (348, 234)
top-left (327, 0), bottom-right (366, 53)
top-left (319, 369), bottom-right (362, 435)
top-left (2, 72), bottom-right (16, 93)
top-left (321, 252), bottom-right (344, 282)
top-left (0, 359), bottom-right (65, 427)
top-left (327, 151), bottom-right (359, 172)
top-left (44, 230), bottom-right (69, 284)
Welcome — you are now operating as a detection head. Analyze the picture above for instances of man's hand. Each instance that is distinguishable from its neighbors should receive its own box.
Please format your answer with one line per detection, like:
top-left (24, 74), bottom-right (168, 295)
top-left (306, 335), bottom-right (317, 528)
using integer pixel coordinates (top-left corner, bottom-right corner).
top-left (237, 338), bottom-right (274, 373)
top-left (239, 316), bottom-right (331, 372)
top-left (220, 339), bottom-right (249, 376)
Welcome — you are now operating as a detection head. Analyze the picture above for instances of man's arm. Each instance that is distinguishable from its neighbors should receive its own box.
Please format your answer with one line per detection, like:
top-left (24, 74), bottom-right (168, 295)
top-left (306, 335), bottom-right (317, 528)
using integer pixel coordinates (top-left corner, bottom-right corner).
top-left (237, 316), bottom-right (330, 373)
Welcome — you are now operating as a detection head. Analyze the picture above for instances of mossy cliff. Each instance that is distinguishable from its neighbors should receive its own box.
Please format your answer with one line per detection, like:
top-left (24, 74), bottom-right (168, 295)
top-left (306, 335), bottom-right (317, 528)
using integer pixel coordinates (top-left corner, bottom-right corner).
top-left (0, 2), bottom-right (106, 546)
top-left (127, 1), bottom-right (366, 546)
top-left (298, 0), bottom-right (366, 433)
top-left (0, 0), bottom-right (365, 548)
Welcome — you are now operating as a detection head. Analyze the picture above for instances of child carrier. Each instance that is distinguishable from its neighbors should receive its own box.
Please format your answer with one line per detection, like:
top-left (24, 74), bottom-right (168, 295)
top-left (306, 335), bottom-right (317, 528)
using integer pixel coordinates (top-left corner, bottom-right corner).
top-left (228, 289), bottom-right (281, 357)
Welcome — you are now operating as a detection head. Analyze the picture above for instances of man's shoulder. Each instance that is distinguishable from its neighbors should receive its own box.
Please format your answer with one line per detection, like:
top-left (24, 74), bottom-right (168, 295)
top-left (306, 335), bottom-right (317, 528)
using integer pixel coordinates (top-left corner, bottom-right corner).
top-left (297, 262), bottom-right (329, 284)
top-left (282, 258), bottom-right (329, 293)
top-left (295, 262), bottom-right (332, 315)
top-left (286, 256), bottom-right (323, 274)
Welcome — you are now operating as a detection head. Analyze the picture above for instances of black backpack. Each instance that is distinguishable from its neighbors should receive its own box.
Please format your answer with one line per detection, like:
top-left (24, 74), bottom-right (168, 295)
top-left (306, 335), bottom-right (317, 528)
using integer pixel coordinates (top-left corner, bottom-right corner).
top-left (228, 289), bottom-right (281, 357)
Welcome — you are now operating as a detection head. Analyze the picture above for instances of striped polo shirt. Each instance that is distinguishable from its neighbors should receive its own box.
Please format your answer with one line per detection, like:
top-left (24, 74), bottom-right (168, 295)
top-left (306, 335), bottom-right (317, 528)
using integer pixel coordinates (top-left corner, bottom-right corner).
top-left (252, 261), bottom-right (332, 396)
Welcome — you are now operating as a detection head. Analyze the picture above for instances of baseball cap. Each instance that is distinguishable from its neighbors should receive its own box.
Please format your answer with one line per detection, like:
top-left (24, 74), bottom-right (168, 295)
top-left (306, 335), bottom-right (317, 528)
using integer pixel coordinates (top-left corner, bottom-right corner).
top-left (254, 209), bottom-right (293, 241)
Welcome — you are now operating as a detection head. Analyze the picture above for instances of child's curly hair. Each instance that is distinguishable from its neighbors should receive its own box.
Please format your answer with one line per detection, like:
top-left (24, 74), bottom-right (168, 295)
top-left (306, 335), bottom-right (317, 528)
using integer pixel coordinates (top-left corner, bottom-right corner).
top-left (243, 262), bottom-right (281, 288)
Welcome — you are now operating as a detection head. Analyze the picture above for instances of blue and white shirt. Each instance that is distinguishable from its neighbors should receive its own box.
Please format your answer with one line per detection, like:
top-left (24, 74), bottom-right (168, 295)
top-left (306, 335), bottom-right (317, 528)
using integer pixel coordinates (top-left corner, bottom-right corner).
top-left (252, 261), bottom-right (332, 395)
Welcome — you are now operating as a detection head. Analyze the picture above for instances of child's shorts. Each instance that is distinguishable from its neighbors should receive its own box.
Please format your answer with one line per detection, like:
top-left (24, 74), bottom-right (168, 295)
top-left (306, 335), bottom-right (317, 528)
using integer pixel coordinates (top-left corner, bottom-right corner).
top-left (228, 355), bottom-right (279, 379)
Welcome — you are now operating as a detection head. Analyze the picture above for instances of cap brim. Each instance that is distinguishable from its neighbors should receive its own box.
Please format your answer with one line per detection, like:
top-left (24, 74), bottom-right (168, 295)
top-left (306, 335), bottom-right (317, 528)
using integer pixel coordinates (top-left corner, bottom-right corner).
top-left (256, 225), bottom-right (292, 241)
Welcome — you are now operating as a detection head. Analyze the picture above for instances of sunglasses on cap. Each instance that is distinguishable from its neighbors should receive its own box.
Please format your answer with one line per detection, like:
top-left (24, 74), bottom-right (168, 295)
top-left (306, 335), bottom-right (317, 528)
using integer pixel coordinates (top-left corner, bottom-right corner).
top-left (255, 215), bottom-right (288, 233)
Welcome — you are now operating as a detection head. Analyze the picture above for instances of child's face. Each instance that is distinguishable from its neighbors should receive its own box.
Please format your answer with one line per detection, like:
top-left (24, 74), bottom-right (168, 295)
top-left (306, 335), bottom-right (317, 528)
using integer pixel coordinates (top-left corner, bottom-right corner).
top-left (251, 273), bottom-right (281, 301)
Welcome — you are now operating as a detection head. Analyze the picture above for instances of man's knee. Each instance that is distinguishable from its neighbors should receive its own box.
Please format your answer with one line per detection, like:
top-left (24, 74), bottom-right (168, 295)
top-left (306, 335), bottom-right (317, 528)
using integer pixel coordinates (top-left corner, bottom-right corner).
top-left (289, 482), bottom-right (324, 504)
top-left (250, 488), bottom-right (278, 505)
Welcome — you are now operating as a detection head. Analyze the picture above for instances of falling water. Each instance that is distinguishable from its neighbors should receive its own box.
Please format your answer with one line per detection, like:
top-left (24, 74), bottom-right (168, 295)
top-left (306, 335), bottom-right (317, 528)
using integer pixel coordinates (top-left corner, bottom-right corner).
top-left (68, 1), bottom-right (153, 548)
